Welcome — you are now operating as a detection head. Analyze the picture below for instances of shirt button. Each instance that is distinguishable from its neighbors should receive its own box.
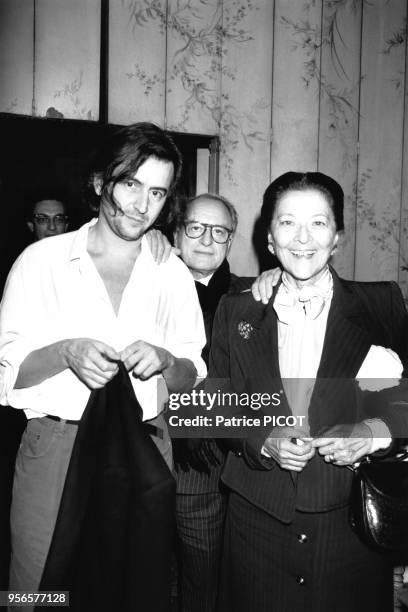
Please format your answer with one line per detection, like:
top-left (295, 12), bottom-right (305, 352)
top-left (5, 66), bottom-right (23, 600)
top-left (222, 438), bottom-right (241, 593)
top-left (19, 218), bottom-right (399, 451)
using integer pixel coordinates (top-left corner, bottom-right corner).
top-left (297, 533), bottom-right (307, 543)
top-left (296, 576), bottom-right (305, 585)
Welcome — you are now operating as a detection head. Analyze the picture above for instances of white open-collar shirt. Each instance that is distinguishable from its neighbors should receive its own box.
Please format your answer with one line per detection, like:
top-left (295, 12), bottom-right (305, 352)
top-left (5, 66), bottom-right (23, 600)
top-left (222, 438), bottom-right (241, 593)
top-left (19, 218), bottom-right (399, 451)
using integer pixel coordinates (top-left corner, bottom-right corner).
top-left (0, 219), bottom-right (206, 420)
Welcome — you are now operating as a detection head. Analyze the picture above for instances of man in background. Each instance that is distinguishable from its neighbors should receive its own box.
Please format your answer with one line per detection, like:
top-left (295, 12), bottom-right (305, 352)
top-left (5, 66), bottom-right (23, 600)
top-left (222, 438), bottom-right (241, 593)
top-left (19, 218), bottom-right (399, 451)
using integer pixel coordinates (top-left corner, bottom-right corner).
top-left (25, 188), bottom-right (69, 241)
top-left (0, 188), bottom-right (69, 589)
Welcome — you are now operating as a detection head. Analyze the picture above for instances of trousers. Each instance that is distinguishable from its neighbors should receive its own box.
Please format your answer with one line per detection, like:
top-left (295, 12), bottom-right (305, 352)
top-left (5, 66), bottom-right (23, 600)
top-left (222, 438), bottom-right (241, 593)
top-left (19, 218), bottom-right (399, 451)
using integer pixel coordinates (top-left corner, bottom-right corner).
top-left (176, 491), bottom-right (226, 611)
top-left (8, 413), bottom-right (172, 612)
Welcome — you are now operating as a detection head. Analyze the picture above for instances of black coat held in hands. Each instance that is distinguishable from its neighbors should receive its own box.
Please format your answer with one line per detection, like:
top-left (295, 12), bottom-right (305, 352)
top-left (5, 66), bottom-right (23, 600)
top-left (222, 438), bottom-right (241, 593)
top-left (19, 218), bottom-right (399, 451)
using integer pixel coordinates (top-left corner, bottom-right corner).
top-left (38, 363), bottom-right (175, 612)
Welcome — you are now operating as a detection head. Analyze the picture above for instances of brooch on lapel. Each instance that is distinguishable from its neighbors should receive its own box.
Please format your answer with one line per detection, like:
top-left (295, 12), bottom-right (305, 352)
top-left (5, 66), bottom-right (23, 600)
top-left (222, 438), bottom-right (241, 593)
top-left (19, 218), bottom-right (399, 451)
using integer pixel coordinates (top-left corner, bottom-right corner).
top-left (238, 320), bottom-right (254, 340)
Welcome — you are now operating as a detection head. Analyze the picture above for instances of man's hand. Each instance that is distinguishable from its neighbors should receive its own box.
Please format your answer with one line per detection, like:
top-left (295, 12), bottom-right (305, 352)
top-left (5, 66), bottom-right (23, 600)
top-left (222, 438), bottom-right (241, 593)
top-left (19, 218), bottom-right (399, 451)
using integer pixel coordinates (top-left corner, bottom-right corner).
top-left (146, 228), bottom-right (180, 264)
top-left (120, 340), bottom-right (174, 380)
top-left (262, 427), bottom-right (315, 472)
top-left (251, 267), bottom-right (282, 304)
top-left (61, 338), bottom-right (120, 389)
top-left (312, 422), bottom-right (373, 466)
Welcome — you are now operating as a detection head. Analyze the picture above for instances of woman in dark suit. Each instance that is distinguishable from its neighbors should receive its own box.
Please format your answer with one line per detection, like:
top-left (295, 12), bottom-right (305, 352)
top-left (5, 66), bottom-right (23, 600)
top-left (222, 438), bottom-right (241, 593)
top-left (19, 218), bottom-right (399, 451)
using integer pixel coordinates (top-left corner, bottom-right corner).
top-left (209, 172), bottom-right (408, 612)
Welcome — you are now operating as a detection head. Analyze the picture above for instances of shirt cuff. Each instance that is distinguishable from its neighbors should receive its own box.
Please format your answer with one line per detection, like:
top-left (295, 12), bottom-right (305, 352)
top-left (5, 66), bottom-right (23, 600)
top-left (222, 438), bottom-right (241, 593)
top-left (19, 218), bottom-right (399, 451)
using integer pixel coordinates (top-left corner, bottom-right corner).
top-left (364, 418), bottom-right (392, 453)
top-left (170, 347), bottom-right (207, 381)
top-left (0, 339), bottom-right (35, 405)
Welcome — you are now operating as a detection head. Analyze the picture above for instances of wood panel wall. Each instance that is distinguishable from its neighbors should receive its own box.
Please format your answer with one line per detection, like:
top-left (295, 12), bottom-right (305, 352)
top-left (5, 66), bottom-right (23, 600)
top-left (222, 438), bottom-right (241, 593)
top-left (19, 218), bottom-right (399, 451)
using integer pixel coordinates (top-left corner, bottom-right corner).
top-left (1, 0), bottom-right (407, 293)
top-left (0, 0), bottom-right (100, 120)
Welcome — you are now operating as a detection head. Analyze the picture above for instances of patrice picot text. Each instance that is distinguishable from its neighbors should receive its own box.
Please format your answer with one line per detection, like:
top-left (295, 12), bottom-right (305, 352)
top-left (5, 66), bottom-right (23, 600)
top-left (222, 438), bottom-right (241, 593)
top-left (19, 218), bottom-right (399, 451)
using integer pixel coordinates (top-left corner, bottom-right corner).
top-left (164, 388), bottom-right (306, 437)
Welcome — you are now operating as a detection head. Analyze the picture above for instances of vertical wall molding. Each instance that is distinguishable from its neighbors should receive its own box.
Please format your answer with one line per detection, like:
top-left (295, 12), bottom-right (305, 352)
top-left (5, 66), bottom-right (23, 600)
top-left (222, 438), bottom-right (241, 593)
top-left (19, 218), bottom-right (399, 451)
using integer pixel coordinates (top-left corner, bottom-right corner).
top-left (208, 137), bottom-right (220, 194)
top-left (2, 0), bottom-right (408, 284)
top-left (99, 0), bottom-right (109, 125)
top-left (32, 0), bottom-right (36, 115)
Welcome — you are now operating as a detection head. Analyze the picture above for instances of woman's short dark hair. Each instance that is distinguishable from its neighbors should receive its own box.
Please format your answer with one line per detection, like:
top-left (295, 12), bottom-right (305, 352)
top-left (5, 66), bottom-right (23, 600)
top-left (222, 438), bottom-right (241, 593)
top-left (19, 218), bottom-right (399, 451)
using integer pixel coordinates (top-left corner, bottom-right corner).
top-left (85, 122), bottom-right (183, 227)
top-left (261, 171), bottom-right (344, 231)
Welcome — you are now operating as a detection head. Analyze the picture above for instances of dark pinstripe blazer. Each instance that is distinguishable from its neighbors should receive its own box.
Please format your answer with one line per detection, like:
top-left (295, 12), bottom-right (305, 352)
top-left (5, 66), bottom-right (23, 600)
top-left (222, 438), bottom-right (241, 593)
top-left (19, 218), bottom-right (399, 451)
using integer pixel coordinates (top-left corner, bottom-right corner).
top-left (175, 261), bottom-right (252, 494)
top-left (209, 269), bottom-right (408, 522)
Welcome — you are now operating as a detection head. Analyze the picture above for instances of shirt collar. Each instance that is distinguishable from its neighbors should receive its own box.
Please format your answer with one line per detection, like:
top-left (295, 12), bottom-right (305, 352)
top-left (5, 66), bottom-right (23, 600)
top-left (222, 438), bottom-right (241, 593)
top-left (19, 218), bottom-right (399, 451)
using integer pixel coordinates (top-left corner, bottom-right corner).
top-left (196, 273), bottom-right (214, 286)
top-left (68, 218), bottom-right (152, 266)
top-left (68, 218), bottom-right (98, 262)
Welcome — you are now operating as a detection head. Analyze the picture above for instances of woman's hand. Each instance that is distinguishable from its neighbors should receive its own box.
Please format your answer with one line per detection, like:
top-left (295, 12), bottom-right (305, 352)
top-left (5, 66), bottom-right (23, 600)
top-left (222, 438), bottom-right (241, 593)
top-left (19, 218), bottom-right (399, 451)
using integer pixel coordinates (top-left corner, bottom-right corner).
top-left (312, 422), bottom-right (373, 466)
top-left (146, 228), bottom-right (180, 264)
top-left (262, 427), bottom-right (315, 472)
top-left (251, 268), bottom-right (282, 304)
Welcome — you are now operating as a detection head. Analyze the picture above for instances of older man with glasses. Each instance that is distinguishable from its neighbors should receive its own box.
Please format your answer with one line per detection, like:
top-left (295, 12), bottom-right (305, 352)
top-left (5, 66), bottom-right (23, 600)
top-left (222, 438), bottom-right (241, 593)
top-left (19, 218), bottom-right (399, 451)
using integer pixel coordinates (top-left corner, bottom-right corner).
top-left (172, 193), bottom-right (250, 612)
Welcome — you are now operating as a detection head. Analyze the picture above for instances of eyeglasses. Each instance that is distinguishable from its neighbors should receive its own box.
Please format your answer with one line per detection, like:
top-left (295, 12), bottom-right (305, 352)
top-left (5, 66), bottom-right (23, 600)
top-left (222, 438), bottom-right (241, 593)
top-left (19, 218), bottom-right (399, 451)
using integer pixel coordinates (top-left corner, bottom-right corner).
top-left (33, 214), bottom-right (68, 226)
top-left (183, 221), bottom-right (233, 244)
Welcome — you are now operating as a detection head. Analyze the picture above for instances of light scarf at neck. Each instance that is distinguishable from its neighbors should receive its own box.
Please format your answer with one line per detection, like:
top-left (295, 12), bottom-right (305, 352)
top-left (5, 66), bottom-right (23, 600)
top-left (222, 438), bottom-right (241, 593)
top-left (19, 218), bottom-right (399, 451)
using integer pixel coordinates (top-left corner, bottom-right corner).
top-left (273, 267), bottom-right (333, 435)
top-left (274, 267), bottom-right (333, 324)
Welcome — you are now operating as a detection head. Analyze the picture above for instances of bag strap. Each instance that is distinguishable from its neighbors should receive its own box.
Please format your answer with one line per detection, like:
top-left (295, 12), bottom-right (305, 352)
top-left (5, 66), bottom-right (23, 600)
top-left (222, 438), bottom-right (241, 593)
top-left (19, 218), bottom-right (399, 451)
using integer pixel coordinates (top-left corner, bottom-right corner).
top-left (391, 448), bottom-right (408, 462)
top-left (347, 447), bottom-right (408, 472)
top-left (373, 447), bottom-right (408, 464)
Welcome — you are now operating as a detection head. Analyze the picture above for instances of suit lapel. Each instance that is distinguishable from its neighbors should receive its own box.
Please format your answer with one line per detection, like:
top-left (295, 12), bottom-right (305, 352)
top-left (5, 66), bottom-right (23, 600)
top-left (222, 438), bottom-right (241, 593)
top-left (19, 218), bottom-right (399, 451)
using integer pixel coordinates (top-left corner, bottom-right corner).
top-left (235, 272), bottom-right (372, 390)
top-left (308, 271), bottom-right (373, 435)
top-left (317, 270), bottom-right (372, 378)
top-left (232, 286), bottom-right (291, 417)
top-left (232, 287), bottom-right (295, 485)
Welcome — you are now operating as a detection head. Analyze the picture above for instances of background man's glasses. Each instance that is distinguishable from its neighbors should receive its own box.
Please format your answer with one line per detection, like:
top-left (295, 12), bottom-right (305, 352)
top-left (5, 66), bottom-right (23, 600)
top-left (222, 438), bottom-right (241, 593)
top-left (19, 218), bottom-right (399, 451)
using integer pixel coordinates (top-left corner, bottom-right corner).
top-left (33, 214), bottom-right (68, 226)
top-left (183, 221), bottom-right (232, 244)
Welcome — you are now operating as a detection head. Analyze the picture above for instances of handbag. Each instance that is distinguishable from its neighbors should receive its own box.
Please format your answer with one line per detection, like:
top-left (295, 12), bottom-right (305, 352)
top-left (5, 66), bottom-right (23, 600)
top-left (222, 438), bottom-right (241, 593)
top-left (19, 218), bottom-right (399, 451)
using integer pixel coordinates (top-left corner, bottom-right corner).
top-left (349, 449), bottom-right (408, 552)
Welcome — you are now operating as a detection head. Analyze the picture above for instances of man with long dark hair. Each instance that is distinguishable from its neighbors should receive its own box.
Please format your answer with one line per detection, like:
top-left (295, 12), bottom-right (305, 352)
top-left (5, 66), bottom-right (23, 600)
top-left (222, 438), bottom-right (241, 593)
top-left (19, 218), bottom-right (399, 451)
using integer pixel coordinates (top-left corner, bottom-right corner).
top-left (0, 122), bottom-right (206, 605)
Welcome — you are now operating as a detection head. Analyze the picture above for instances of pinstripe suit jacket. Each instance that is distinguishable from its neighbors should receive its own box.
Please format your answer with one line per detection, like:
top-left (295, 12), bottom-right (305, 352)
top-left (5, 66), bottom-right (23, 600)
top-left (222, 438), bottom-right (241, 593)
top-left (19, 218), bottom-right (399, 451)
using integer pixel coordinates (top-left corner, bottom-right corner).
top-left (209, 269), bottom-right (408, 522)
top-left (175, 261), bottom-right (252, 494)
